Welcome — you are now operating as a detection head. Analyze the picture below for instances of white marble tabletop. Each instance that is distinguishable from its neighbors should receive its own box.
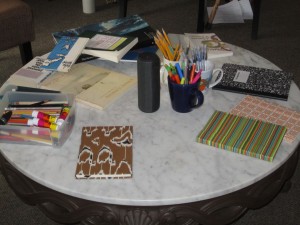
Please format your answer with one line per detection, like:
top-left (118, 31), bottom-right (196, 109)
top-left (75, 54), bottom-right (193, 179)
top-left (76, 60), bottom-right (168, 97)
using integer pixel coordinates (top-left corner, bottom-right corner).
top-left (1, 44), bottom-right (300, 206)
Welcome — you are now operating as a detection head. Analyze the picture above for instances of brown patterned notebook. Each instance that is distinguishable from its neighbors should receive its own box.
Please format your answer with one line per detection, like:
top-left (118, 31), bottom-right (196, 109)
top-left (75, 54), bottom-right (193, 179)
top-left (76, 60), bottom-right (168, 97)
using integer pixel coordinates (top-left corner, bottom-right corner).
top-left (75, 126), bottom-right (133, 179)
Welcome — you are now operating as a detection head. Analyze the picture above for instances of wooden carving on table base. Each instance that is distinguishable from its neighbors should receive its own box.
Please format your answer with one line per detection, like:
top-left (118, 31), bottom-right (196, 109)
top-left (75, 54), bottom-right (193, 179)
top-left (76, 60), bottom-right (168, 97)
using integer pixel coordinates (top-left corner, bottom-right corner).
top-left (0, 147), bottom-right (298, 225)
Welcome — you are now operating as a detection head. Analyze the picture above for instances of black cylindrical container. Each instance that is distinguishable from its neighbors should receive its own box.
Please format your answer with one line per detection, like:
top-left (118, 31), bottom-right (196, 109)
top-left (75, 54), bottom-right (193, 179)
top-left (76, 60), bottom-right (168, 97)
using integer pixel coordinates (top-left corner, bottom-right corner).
top-left (137, 52), bottom-right (160, 113)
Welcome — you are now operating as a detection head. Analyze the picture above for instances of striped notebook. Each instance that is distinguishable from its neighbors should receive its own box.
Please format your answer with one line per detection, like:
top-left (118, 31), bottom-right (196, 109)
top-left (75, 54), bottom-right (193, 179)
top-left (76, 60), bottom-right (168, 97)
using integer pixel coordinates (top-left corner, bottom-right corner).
top-left (196, 111), bottom-right (287, 162)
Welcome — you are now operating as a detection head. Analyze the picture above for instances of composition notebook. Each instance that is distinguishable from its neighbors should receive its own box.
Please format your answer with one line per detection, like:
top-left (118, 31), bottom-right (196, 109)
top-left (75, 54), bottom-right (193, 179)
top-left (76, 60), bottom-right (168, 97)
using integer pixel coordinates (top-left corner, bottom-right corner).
top-left (212, 63), bottom-right (293, 100)
top-left (75, 126), bottom-right (133, 179)
top-left (196, 111), bottom-right (287, 162)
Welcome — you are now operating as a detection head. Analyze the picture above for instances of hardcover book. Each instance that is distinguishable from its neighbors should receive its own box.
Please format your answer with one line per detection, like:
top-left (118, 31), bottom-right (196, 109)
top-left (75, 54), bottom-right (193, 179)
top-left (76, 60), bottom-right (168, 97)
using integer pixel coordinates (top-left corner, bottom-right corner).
top-left (212, 63), bottom-right (293, 100)
top-left (75, 126), bottom-right (133, 179)
top-left (41, 36), bottom-right (89, 72)
top-left (196, 111), bottom-right (287, 162)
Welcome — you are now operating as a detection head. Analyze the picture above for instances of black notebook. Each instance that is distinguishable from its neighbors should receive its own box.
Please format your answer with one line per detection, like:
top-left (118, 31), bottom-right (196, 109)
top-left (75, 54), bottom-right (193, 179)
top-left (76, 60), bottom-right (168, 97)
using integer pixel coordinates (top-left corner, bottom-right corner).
top-left (212, 63), bottom-right (293, 100)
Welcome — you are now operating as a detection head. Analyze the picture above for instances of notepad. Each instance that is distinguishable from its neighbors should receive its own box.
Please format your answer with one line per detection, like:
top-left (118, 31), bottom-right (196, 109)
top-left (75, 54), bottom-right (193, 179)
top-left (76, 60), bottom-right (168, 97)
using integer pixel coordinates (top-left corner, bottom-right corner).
top-left (197, 111), bottom-right (287, 162)
top-left (75, 126), bottom-right (133, 179)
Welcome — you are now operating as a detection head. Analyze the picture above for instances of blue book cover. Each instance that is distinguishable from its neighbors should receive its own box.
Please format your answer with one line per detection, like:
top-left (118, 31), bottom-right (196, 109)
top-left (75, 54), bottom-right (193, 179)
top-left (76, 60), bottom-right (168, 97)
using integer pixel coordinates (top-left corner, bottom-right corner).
top-left (41, 36), bottom-right (89, 72)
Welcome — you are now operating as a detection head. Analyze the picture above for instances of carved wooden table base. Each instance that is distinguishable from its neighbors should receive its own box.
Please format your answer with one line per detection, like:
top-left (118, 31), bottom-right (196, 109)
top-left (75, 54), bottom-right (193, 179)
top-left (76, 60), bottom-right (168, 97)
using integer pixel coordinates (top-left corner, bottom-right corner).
top-left (0, 148), bottom-right (298, 225)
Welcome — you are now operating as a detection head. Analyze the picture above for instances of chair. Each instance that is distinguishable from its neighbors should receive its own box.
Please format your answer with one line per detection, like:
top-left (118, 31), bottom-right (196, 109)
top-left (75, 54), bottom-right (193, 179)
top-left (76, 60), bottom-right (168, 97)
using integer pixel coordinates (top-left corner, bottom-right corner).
top-left (0, 0), bottom-right (35, 65)
top-left (206, 0), bottom-right (261, 39)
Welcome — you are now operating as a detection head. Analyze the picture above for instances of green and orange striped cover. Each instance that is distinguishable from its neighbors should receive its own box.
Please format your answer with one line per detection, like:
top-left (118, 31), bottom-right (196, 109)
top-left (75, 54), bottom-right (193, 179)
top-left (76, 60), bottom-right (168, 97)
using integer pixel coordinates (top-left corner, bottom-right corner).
top-left (196, 111), bottom-right (287, 162)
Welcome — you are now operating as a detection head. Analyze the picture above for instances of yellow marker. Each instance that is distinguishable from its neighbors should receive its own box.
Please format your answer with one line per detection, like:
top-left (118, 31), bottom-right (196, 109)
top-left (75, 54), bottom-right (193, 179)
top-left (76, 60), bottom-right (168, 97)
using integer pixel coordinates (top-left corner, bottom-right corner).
top-left (180, 77), bottom-right (185, 84)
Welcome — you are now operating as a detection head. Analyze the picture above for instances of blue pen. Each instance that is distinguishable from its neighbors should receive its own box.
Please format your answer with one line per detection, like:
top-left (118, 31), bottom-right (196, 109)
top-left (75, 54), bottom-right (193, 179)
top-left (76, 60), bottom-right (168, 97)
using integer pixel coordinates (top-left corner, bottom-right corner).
top-left (175, 62), bottom-right (184, 80)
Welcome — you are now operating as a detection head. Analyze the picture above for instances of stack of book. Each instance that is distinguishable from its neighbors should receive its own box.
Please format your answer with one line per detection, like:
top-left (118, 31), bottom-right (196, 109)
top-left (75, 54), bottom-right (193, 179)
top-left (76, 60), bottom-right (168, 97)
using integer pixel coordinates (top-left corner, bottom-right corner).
top-left (52, 14), bottom-right (157, 63)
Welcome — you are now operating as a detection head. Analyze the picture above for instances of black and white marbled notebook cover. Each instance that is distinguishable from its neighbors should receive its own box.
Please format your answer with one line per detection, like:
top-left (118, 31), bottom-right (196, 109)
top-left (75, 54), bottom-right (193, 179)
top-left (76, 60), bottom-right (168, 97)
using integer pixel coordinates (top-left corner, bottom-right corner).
top-left (212, 63), bottom-right (293, 100)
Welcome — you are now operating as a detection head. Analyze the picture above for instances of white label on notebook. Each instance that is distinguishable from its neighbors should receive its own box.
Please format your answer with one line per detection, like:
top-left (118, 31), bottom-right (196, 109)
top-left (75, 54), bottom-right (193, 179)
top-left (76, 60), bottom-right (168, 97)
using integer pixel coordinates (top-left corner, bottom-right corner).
top-left (233, 70), bottom-right (250, 83)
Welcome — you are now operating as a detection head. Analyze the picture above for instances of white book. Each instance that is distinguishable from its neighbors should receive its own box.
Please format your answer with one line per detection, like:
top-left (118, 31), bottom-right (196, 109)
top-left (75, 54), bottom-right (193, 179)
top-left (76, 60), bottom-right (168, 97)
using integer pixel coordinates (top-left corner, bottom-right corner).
top-left (41, 36), bottom-right (89, 72)
top-left (81, 32), bottom-right (138, 63)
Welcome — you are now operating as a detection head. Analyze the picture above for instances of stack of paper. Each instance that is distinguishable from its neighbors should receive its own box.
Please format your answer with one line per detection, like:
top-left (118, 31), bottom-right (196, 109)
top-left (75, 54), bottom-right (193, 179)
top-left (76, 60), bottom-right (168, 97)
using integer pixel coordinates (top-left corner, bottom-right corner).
top-left (207, 0), bottom-right (253, 24)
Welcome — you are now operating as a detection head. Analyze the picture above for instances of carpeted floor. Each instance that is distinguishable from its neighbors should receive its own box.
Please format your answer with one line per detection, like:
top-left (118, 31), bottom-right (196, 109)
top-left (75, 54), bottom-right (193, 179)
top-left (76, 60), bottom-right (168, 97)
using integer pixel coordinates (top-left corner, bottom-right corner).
top-left (0, 0), bottom-right (300, 224)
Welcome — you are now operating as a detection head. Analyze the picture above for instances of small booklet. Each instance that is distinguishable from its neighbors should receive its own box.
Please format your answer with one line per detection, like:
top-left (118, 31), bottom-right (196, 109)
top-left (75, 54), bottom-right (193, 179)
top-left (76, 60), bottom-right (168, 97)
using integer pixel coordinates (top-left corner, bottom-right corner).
top-left (80, 31), bottom-right (138, 63)
top-left (75, 126), bottom-right (133, 179)
top-left (212, 63), bottom-right (293, 100)
top-left (7, 57), bottom-right (54, 86)
top-left (197, 111), bottom-right (287, 162)
top-left (41, 36), bottom-right (89, 72)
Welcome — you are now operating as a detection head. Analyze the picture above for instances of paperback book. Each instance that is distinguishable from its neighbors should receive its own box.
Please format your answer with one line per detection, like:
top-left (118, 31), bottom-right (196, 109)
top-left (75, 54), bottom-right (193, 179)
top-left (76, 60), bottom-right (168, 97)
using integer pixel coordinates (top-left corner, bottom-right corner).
top-left (212, 63), bottom-right (293, 100)
top-left (167, 33), bottom-right (233, 59)
top-left (75, 126), bottom-right (133, 179)
top-left (40, 63), bottom-right (137, 110)
top-left (41, 36), bottom-right (89, 72)
top-left (80, 31), bottom-right (138, 63)
top-left (7, 57), bottom-right (54, 86)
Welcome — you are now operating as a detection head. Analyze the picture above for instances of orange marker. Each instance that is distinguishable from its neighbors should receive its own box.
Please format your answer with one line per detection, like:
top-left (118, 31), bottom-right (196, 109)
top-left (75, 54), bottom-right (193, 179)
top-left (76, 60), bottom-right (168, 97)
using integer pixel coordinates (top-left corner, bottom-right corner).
top-left (189, 63), bottom-right (196, 84)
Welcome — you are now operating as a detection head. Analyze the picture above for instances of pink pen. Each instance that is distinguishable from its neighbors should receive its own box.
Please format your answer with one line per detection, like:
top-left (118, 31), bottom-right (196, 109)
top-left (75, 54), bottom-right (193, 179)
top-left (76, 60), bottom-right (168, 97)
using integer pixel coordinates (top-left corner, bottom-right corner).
top-left (191, 70), bottom-right (202, 84)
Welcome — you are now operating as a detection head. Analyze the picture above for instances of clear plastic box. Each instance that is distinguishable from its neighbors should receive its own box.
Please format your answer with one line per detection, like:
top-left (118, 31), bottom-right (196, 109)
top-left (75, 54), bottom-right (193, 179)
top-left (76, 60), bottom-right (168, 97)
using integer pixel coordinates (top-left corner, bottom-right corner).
top-left (0, 91), bottom-right (75, 147)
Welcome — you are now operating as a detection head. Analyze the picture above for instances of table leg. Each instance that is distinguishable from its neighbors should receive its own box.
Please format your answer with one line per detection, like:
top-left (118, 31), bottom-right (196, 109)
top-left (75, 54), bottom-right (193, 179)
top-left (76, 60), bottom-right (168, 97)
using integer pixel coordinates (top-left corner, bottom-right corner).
top-left (197, 0), bottom-right (206, 32)
top-left (118, 0), bottom-right (127, 18)
top-left (251, 0), bottom-right (262, 39)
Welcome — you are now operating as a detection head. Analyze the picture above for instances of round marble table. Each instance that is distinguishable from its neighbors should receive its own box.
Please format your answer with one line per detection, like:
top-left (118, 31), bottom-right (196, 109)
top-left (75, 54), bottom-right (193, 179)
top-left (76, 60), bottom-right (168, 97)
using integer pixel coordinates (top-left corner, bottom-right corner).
top-left (1, 44), bottom-right (300, 225)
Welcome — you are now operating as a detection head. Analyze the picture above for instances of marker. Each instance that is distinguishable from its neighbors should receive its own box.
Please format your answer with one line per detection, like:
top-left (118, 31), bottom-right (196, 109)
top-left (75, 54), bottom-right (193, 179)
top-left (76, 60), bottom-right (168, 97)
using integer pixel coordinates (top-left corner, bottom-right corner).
top-left (28, 118), bottom-right (58, 131)
top-left (56, 106), bottom-right (71, 126)
top-left (175, 63), bottom-right (184, 79)
top-left (191, 71), bottom-right (202, 84)
top-left (189, 63), bottom-right (196, 84)
top-left (32, 110), bottom-right (58, 123)
top-left (0, 111), bottom-right (12, 125)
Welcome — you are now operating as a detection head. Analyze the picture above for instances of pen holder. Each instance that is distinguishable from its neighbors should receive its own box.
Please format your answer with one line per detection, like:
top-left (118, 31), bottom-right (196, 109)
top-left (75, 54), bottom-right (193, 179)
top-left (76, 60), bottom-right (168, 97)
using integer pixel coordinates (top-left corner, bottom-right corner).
top-left (160, 57), bottom-right (180, 85)
top-left (167, 76), bottom-right (204, 113)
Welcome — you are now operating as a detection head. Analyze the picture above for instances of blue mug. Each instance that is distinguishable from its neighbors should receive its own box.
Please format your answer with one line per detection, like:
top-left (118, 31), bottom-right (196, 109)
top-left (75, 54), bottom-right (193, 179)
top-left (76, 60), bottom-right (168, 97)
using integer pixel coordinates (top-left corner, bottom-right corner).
top-left (167, 76), bottom-right (204, 113)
